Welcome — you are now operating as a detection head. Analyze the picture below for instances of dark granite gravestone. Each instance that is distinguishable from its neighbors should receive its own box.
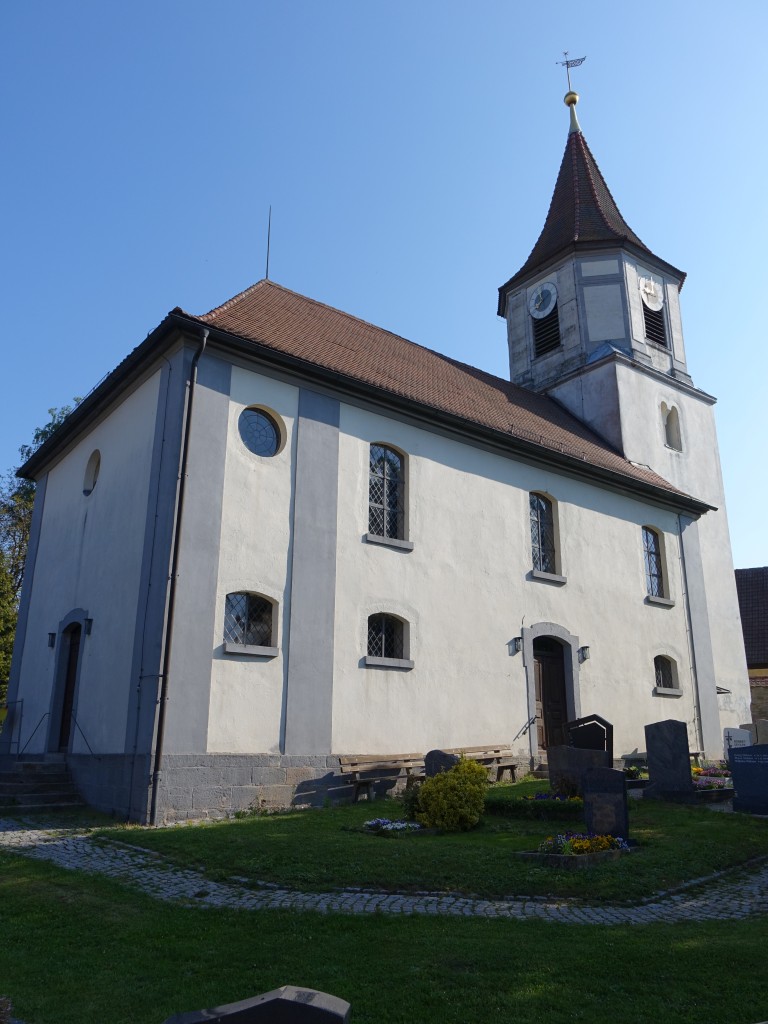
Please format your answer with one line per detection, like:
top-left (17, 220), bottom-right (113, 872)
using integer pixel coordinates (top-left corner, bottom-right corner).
top-left (162, 986), bottom-right (351, 1024)
top-left (547, 745), bottom-right (609, 797)
top-left (583, 767), bottom-right (629, 839)
top-left (730, 744), bottom-right (768, 815)
top-left (567, 714), bottom-right (614, 763)
top-left (644, 719), bottom-right (693, 801)
top-left (425, 749), bottom-right (460, 777)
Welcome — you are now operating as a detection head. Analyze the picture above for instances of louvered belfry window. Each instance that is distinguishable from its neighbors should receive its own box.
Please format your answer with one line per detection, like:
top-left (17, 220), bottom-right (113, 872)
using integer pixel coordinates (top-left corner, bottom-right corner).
top-left (654, 656), bottom-right (674, 689)
top-left (643, 527), bottom-right (664, 597)
top-left (224, 593), bottom-right (273, 647)
top-left (367, 613), bottom-right (404, 659)
top-left (643, 305), bottom-right (667, 347)
top-left (530, 493), bottom-right (556, 573)
top-left (533, 305), bottom-right (561, 357)
top-left (369, 444), bottom-right (404, 539)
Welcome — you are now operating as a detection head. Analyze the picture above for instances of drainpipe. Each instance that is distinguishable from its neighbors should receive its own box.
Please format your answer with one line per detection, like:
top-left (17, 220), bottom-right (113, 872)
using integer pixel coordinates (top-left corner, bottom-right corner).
top-left (677, 514), bottom-right (705, 755)
top-left (149, 328), bottom-right (209, 825)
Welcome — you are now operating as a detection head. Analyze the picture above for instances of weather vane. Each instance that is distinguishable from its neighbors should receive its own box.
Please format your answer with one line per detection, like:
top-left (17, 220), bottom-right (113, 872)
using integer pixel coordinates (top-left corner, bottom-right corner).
top-left (557, 51), bottom-right (586, 92)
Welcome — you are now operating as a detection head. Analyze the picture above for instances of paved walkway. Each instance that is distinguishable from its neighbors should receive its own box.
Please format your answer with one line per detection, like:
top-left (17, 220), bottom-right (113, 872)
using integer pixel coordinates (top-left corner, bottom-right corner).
top-left (2, 816), bottom-right (767, 925)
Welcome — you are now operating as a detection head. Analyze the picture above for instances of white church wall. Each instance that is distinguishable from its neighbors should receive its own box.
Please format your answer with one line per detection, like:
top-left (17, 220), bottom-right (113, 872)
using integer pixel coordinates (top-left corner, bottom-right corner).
top-left (330, 403), bottom-right (700, 760)
top-left (205, 367), bottom-right (299, 754)
top-left (15, 371), bottom-right (162, 755)
top-left (614, 362), bottom-right (751, 741)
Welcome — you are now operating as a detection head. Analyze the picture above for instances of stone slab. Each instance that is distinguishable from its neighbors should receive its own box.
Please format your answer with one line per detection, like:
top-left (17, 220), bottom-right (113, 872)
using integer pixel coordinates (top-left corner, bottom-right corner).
top-left (425, 750), bottom-right (460, 777)
top-left (644, 720), bottom-right (693, 800)
top-left (162, 985), bottom-right (351, 1024)
top-left (731, 744), bottom-right (768, 815)
top-left (724, 728), bottom-right (752, 761)
top-left (755, 720), bottom-right (768, 746)
top-left (567, 714), bottom-right (614, 761)
top-left (583, 767), bottom-right (629, 839)
top-left (548, 745), bottom-right (609, 797)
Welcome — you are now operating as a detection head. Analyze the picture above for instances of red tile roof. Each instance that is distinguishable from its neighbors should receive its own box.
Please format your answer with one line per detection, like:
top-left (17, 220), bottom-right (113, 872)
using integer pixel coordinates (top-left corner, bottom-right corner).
top-left (498, 130), bottom-right (684, 310)
top-left (180, 279), bottom-right (693, 501)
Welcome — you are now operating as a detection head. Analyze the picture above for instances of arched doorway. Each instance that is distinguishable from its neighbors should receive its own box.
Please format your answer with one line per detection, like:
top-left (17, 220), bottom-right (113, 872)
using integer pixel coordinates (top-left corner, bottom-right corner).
top-left (51, 623), bottom-right (82, 752)
top-left (533, 636), bottom-right (567, 753)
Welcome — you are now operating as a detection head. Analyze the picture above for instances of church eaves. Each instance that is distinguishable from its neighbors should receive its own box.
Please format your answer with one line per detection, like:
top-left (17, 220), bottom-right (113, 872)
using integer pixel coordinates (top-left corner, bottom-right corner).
top-left (497, 114), bottom-right (685, 315)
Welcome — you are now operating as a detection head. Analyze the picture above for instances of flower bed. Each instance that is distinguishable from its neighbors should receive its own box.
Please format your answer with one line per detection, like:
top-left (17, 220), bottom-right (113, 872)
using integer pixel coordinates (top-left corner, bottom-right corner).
top-left (538, 832), bottom-right (630, 856)
top-left (517, 831), bottom-right (630, 870)
top-left (363, 818), bottom-right (423, 836)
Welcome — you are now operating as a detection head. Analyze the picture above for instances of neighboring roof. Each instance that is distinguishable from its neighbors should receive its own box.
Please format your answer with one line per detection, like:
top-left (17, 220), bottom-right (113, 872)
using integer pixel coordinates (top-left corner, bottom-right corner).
top-left (174, 279), bottom-right (702, 505)
top-left (498, 128), bottom-right (685, 310)
top-left (735, 567), bottom-right (768, 667)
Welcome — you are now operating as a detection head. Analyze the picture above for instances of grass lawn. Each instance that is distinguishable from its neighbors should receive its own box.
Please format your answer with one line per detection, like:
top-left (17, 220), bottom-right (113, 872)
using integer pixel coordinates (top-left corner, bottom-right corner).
top-left (95, 781), bottom-right (768, 902)
top-left (2, 852), bottom-right (768, 1024)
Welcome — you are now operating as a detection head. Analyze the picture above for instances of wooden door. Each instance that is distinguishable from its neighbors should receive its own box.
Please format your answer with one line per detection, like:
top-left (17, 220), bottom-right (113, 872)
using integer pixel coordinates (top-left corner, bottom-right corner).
top-left (533, 637), bottom-right (567, 754)
top-left (58, 625), bottom-right (81, 751)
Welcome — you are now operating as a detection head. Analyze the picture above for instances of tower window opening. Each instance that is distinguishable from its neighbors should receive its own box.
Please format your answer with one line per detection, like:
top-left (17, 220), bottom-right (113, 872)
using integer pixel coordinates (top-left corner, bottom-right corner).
top-left (643, 305), bottom-right (667, 347)
top-left (533, 305), bottom-right (561, 357)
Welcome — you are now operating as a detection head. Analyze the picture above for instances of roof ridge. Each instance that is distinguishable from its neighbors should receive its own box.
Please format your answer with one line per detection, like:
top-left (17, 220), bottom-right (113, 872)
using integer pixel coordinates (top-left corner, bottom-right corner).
top-left (191, 278), bottom-right (528, 391)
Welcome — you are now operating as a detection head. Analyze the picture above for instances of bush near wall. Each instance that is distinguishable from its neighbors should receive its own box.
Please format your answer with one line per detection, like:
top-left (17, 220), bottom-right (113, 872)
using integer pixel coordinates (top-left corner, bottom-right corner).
top-left (415, 758), bottom-right (488, 831)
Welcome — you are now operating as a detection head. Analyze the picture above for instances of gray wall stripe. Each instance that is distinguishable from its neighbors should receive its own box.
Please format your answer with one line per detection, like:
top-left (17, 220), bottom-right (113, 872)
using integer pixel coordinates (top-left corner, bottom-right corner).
top-left (284, 389), bottom-right (340, 753)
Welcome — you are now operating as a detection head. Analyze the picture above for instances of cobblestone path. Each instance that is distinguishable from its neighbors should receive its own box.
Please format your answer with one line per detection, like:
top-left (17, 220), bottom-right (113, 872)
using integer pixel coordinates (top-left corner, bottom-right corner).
top-left (2, 817), bottom-right (767, 925)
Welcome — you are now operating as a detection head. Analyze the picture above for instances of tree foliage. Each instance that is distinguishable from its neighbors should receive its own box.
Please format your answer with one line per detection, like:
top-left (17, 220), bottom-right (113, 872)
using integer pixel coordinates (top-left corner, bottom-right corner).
top-left (0, 404), bottom-right (77, 700)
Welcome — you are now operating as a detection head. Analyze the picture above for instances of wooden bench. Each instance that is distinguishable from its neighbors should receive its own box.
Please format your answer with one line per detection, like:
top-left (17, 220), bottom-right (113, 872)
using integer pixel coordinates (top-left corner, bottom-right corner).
top-left (338, 753), bottom-right (425, 802)
top-left (443, 745), bottom-right (518, 783)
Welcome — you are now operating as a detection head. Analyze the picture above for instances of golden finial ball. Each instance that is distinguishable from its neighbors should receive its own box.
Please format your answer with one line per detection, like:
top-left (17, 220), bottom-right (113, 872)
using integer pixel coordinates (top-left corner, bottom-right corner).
top-left (564, 90), bottom-right (579, 107)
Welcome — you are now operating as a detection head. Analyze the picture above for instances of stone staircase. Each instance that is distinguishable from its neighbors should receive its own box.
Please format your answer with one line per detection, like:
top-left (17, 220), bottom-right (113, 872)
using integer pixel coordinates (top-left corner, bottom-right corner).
top-left (0, 760), bottom-right (84, 812)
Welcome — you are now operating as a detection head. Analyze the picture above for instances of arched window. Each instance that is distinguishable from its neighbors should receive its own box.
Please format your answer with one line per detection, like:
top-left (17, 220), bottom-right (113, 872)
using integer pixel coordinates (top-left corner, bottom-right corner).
top-left (661, 403), bottom-right (682, 451)
top-left (367, 613), bottom-right (405, 660)
top-left (654, 655), bottom-right (676, 691)
top-left (642, 527), bottom-right (665, 598)
top-left (530, 493), bottom-right (556, 574)
top-left (369, 444), bottom-right (405, 540)
top-left (224, 592), bottom-right (274, 648)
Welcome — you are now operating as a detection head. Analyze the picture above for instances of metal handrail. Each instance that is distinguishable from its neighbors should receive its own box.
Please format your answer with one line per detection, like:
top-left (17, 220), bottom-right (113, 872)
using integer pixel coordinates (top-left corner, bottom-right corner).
top-left (19, 712), bottom-right (49, 756)
top-left (70, 714), bottom-right (100, 759)
top-left (513, 716), bottom-right (536, 742)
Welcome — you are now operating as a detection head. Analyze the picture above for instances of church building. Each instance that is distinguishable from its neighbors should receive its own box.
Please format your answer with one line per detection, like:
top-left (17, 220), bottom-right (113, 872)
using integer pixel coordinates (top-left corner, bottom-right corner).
top-left (2, 92), bottom-right (750, 822)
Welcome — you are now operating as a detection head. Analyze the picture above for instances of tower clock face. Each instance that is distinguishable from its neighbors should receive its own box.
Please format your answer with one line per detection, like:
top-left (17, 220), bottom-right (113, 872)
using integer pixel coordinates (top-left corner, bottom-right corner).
top-left (638, 273), bottom-right (664, 312)
top-left (528, 282), bottom-right (558, 319)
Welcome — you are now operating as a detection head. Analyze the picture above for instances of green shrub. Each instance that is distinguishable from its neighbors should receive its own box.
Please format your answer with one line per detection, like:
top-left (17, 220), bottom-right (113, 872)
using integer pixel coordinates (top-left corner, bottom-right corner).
top-left (416, 758), bottom-right (488, 831)
top-left (399, 779), bottom-right (423, 821)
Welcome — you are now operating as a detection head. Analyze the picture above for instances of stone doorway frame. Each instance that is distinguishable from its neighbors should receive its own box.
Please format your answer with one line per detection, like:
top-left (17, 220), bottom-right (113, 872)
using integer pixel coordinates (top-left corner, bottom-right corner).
top-left (521, 621), bottom-right (581, 765)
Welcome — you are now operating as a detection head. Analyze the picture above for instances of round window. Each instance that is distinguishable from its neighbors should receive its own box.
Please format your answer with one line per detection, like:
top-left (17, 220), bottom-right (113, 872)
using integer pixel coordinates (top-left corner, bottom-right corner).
top-left (238, 408), bottom-right (281, 457)
top-left (83, 450), bottom-right (101, 496)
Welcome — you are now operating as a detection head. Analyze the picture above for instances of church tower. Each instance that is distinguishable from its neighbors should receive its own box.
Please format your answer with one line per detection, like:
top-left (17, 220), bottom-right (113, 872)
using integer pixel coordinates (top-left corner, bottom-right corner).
top-left (498, 90), bottom-right (751, 749)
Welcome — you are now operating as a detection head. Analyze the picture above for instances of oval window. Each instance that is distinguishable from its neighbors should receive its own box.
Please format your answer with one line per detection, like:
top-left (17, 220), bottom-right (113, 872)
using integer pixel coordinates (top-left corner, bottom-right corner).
top-left (83, 450), bottom-right (101, 496)
top-left (238, 408), bottom-right (281, 457)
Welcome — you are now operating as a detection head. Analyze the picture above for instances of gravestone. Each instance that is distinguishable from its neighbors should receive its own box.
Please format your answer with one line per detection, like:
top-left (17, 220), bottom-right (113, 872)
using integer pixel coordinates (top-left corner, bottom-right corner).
top-left (740, 723), bottom-right (758, 745)
top-left (755, 720), bottom-right (768, 746)
top-left (425, 749), bottom-right (460, 777)
top-left (567, 714), bottom-right (614, 763)
top-left (162, 986), bottom-right (351, 1024)
top-left (644, 720), bottom-right (693, 801)
top-left (547, 745), bottom-right (609, 797)
top-left (583, 767), bottom-right (629, 839)
top-left (724, 727), bottom-right (752, 761)
top-left (730, 744), bottom-right (768, 815)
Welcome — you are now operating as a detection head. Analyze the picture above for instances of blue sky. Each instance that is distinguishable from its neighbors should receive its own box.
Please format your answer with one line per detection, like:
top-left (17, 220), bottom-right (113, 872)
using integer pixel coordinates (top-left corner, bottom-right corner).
top-left (1, 1), bottom-right (766, 567)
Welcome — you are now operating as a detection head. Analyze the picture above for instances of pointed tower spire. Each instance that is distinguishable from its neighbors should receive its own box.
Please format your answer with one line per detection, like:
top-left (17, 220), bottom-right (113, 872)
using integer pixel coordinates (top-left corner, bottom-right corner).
top-left (498, 93), bottom-right (683, 316)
